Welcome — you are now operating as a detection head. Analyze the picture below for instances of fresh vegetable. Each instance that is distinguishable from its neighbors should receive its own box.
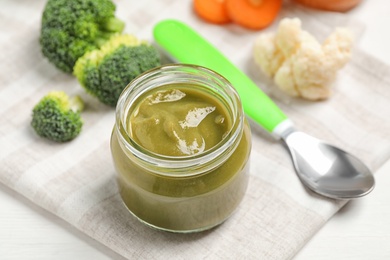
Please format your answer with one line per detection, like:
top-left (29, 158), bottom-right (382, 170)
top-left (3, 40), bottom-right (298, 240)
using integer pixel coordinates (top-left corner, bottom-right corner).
top-left (193, 0), bottom-right (281, 30)
top-left (193, 0), bottom-right (231, 24)
top-left (226, 0), bottom-right (282, 30)
top-left (40, 0), bottom-right (125, 73)
top-left (31, 91), bottom-right (84, 142)
top-left (293, 0), bottom-right (361, 12)
top-left (253, 18), bottom-right (353, 100)
top-left (73, 34), bottom-right (161, 107)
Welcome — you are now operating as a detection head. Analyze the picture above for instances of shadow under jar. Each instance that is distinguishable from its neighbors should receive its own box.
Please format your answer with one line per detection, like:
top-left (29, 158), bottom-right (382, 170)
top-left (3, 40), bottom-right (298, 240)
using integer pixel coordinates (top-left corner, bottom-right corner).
top-left (111, 64), bottom-right (252, 233)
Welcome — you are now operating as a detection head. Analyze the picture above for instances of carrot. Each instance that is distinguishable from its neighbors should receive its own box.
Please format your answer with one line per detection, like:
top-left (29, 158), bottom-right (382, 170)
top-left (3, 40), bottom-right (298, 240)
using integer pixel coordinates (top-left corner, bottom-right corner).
top-left (226, 0), bottom-right (282, 30)
top-left (293, 0), bottom-right (361, 12)
top-left (193, 0), bottom-right (231, 24)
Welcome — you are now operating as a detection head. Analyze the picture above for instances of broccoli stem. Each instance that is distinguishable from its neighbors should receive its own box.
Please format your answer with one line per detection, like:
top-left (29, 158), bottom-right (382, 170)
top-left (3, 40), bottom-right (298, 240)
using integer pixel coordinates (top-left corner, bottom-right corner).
top-left (94, 17), bottom-right (125, 47)
top-left (95, 34), bottom-right (112, 47)
top-left (70, 95), bottom-right (85, 112)
top-left (103, 17), bottom-right (125, 33)
top-left (95, 31), bottom-right (117, 47)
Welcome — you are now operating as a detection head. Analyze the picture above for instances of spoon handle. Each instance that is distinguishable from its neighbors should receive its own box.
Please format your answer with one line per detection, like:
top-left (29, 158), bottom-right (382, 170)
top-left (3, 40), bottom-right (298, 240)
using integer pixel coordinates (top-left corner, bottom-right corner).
top-left (153, 19), bottom-right (288, 133)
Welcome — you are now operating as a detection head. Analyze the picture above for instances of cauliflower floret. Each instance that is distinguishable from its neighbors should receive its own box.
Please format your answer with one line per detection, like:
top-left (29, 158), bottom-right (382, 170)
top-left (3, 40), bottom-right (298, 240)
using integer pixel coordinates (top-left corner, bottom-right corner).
top-left (253, 17), bottom-right (353, 101)
top-left (275, 18), bottom-right (305, 58)
top-left (323, 28), bottom-right (354, 70)
top-left (253, 33), bottom-right (284, 77)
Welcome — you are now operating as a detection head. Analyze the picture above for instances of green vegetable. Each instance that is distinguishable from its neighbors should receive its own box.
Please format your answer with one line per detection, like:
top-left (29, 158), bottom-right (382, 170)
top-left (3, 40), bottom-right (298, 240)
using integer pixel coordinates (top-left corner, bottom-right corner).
top-left (31, 91), bottom-right (84, 142)
top-left (73, 34), bottom-right (161, 107)
top-left (40, 0), bottom-right (125, 73)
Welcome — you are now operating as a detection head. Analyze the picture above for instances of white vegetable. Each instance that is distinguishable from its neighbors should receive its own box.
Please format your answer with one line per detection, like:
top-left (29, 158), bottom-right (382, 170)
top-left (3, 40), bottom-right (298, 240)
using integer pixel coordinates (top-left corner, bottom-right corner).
top-left (253, 18), bottom-right (353, 100)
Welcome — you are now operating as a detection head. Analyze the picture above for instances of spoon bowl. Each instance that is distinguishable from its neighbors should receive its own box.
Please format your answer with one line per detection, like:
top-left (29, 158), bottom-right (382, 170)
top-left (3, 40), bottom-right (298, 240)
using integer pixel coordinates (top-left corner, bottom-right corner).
top-left (281, 128), bottom-right (375, 199)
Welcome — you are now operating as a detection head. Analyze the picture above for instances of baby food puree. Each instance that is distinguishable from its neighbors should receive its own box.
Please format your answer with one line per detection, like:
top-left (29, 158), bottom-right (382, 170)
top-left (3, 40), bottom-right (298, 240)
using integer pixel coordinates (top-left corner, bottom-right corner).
top-left (111, 65), bottom-right (251, 232)
top-left (129, 84), bottom-right (230, 157)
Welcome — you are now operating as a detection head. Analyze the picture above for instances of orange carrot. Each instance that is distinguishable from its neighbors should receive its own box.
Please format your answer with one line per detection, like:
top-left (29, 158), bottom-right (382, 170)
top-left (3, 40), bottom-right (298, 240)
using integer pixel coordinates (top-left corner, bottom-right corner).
top-left (193, 0), bottom-right (231, 24)
top-left (226, 0), bottom-right (282, 30)
top-left (293, 0), bottom-right (361, 12)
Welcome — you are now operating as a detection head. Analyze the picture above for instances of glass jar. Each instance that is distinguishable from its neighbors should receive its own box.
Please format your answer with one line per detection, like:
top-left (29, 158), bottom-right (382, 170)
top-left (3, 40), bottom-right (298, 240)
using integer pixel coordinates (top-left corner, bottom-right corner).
top-left (111, 64), bottom-right (251, 233)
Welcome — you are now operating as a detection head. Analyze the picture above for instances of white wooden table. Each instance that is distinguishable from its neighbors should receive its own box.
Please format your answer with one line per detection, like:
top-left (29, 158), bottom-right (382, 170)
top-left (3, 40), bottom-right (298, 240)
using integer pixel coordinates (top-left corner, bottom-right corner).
top-left (1, 1), bottom-right (390, 259)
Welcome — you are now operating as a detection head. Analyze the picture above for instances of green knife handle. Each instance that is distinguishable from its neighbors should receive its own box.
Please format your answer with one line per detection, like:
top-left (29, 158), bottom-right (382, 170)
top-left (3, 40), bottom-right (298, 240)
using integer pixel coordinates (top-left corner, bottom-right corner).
top-left (153, 19), bottom-right (288, 133)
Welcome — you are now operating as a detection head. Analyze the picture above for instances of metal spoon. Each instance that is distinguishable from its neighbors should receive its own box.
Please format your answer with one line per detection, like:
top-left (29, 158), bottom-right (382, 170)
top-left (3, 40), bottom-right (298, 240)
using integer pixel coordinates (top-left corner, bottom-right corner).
top-left (277, 123), bottom-right (375, 199)
top-left (153, 19), bottom-right (375, 199)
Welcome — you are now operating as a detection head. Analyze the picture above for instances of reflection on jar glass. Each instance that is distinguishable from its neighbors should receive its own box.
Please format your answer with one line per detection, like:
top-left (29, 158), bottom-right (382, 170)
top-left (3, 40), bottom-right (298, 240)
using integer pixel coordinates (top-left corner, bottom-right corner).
top-left (110, 64), bottom-right (252, 233)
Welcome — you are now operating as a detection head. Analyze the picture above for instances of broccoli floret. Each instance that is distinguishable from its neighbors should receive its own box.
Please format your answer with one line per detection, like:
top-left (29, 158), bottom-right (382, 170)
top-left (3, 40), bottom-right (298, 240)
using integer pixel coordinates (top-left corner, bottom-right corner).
top-left (31, 91), bottom-right (84, 142)
top-left (73, 34), bottom-right (161, 107)
top-left (40, 0), bottom-right (125, 73)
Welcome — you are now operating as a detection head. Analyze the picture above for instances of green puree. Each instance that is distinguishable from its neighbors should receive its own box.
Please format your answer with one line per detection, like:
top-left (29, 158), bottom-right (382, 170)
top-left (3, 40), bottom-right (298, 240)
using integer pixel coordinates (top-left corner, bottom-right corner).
top-left (111, 82), bottom-right (251, 232)
top-left (129, 84), bottom-right (231, 156)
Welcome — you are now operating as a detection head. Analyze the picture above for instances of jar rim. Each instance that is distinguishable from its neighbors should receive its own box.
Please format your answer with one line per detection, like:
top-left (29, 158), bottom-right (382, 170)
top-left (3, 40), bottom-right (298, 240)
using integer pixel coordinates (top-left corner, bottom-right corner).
top-left (115, 64), bottom-right (244, 177)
